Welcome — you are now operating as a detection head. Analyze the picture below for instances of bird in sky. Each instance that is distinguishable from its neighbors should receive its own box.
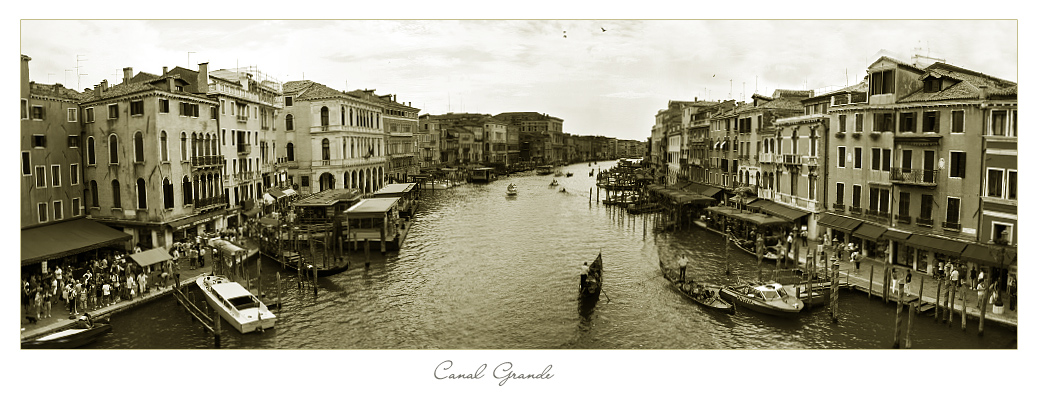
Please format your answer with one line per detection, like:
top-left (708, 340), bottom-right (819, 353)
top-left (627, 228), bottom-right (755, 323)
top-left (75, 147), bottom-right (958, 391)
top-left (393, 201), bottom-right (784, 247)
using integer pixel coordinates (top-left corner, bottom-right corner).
top-left (601, 27), bottom-right (607, 32)
top-left (563, 30), bottom-right (567, 38)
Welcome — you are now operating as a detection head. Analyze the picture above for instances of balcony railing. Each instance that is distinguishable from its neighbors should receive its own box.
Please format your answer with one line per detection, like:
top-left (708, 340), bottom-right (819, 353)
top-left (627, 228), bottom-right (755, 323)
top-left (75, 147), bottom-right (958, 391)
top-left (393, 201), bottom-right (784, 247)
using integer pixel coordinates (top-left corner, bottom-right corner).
top-left (803, 156), bottom-right (819, 167)
top-left (890, 168), bottom-right (938, 186)
top-left (759, 153), bottom-right (773, 164)
top-left (191, 155), bottom-right (225, 168)
top-left (781, 154), bottom-right (802, 166)
top-left (832, 203), bottom-right (845, 211)
top-left (237, 144), bottom-right (251, 155)
top-left (942, 221), bottom-right (962, 231)
top-left (237, 115), bottom-right (248, 123)
top-left (194, 195), bottom-right (227, 211)
top-left (896, 214), bottom-right (912, 224)
top-left (849, 206), bottom-right (862, 214)
top-left (916, 217), bottom-right (933, 227)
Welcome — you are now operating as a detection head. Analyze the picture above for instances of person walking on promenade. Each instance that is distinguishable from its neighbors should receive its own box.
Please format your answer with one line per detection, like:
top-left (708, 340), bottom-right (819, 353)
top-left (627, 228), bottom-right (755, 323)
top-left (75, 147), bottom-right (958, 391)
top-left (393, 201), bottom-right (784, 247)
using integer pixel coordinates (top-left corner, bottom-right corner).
top-left (127, 274), bottom-right (136, 301)
top-left (678, 254), bottom-right (689, 283)
top-left (969, 266), bottom-right (978, 290)
top-left (1008, 275), bottom-right (1017, 311)
top-left (891, 268), bottom-right (900, 296)
top-left (101, 281), bottom-right (111, 307)
top-left (850, 249), bottom-right (860, 272)
top-left (138, 271), bottom-right (147, 296)
top-left (950, 266), bottom-right (960, 288)
top-left (199, 245), bottom-right (207, 268)
top-left (835, 239), bottom-right (844, 261)
top-left (977, 269), bottom-right (985, 291)
top-left (74, 280), bottom-right (84, 314)
top-left (54, 266), bottom-right (63, 294)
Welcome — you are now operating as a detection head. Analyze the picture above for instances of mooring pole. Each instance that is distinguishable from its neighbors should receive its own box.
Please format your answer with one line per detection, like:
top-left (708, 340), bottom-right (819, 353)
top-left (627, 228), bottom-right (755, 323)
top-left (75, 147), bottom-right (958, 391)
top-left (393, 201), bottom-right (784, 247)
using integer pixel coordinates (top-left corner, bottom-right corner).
top-left (960, 283), bottom-right (967, 331)
top-left (213, 310), bottom-right (221, 349)
top-left (868, 265), bottom-right (874, 300)
top-left (905, 302), bottom-right (915, 349)
top-left (948, 282), bottom-right (957, 325)
top-left (893, 282), bottom-right (904, 348)
top-left (935, 276), bottom-right (943, 322)
top-left (979, 276), bottom-right (990, 336)
top-left (830, 263), bottom-right (840, 322)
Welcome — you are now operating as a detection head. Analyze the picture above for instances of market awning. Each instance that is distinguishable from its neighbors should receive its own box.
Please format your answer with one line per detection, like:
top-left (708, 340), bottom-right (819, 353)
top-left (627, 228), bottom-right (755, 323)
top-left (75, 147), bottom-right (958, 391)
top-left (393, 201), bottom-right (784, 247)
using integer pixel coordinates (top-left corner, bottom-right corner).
top-left (128, 247), bottom-right (173, 267)
top-left (258, 217), bottom-right (281, 227)
top-left (167, 209), bottom-right (228, 230)
top-left (961, 244), bottom-right (1016, 267)
top-left (817, 213), bottom-right (862, 233)
top-left (751, 200), bottom-right (810, 221)
top-left (672, 193), bottom-right (714, 205)
top-left (282, 188), bottom-right (297, 196)
top-left (853, 222), bottom-right (887, 241)
top-left (906, 234), bottom-right (968, 256)
top-left (266, 188), bottom-right (286, 199)
top-left (21, 218), bottom-right (132, 265)
top-left (882, 228), bottom-right (912, 241)
top-left (243, 206), bottom-right (262, 216)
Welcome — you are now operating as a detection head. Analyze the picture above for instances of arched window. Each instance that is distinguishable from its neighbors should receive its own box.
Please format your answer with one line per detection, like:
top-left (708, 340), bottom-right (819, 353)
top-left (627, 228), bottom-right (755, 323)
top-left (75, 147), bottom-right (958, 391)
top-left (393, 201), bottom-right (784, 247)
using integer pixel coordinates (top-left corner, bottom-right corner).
top-left (136, 178), bottom-right (147, 209)
top-left (286, 143), bottom-right (295, 161)
top-left (322, 138), bottom-right (330, 160)
top-left (791, 130), bottom-right (799, 155)
top-left (191, 132), bottom-right (198, 158)
top-left (87, 136), bottom-right (96, 165)
top-left (180, 132), bottom-right (187, 161)
top-left (376, 113), bottom-right (380, 129)
top-left (341, 105), bottom-right (345, 125)
top-left (183, 176), bottom-right (193, 205)
top-left (203, 134), bottom-right (210, 156)
top-left (111, 180), bottom-right (121, 208)
top-left (90, 180), bottom-right (99, 207)
top-left (160, 131), bottom-right (169, 161)
top-left (810, 128), bottom-right (818, 156)
top-left (349, 108), bottom-right (354, 126)
top-left (163, 178), bottom-right (174, 209)
top-left (109, 134), bottom-right (119, 164)
top-left (285, 114), bottom-right (294, 131)
top-left (133, 131), bottom-right (144, 162)
top-left (321, 106), bottom-right (329, 127)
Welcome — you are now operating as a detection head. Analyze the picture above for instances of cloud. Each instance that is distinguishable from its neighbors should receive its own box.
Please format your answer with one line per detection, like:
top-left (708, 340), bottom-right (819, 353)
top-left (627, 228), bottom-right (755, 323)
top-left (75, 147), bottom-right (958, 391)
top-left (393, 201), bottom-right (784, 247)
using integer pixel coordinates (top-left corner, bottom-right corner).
top-left (602, 91), bottom-right (653, 99)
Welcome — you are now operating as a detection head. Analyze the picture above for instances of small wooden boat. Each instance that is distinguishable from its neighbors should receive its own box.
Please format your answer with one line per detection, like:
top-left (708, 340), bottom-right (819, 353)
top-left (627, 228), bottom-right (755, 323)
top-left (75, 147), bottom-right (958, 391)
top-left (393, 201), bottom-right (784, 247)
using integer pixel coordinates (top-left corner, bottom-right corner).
top-left (719, 282), bottom-right (803, 318)
top-left (506, 183), bottom-right (518, 196)
top-left (549, 179), bottom-right (559, 187)
top-left (197, 275), bottom-right (276, 333)
top-left (21, 320), bottom-right (112, 349)
top-left (579, 253), bottom-right (603, 297)
top-left (659, 259), bottom-right (735, 314)
top-left (559, 187), bottom-right (567, 193)
top-left (554, 170), bottom-right (564, 177)
top-left (566, 172), bottom-right (573, 177)
top-left (536, 165), bottom-right (554, 175)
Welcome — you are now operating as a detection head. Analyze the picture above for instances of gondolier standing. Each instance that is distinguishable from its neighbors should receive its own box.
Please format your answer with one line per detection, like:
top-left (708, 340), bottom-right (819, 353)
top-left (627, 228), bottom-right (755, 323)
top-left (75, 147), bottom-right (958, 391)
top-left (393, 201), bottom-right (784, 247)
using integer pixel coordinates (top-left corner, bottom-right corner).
top-left (580, 262), bottom-right (590, 285)
top-left (678, 255), bottom-right (689, 282)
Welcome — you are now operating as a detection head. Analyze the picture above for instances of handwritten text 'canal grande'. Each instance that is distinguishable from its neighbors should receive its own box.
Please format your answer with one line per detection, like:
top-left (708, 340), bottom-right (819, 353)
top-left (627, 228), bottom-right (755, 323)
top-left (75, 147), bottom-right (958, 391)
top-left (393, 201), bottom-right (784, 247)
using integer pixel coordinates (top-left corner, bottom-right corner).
top-left (434, 360), bottom-right (554, 386)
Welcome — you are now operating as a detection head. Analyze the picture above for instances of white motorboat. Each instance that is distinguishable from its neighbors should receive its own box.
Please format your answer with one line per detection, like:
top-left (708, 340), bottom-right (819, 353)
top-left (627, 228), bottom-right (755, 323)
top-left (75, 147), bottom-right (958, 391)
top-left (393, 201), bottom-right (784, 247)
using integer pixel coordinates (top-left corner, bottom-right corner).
top-left (506, 183), bottom-right (518, 196)
top-left (197, 275), bottom-right (276, 333)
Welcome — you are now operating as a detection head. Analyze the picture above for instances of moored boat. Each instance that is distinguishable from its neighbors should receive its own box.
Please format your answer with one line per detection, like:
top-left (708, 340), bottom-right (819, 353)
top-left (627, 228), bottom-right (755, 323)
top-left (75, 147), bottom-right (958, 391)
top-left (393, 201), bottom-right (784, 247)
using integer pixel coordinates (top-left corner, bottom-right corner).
top-left (719, 282), bottom-right (803, 317)
top-left (506, 183), bottom-right (518, 196)
top-left (197, 275), bottom-right (276, 333)
top-left (21, 320), bottom-right (112, 349)
top-left (536, 165), bottom-right (554, 175)
top-left (549, 179), bottom-right (559, 187)
top-left (659, 259), bottom-right (735, 314)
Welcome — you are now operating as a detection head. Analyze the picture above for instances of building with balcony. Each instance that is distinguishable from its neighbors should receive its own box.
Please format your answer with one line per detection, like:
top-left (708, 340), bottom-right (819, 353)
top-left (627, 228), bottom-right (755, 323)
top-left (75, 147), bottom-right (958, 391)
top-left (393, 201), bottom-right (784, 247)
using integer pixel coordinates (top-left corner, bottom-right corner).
top-left (349, 90), bottom-right (419, 183)
top-left (493, 112), bottom-right (564, 165)
top-left (820, 56), bottom-right (1016, 283)
top-left (79, 64), bottom-right (224, 248)
top-left (277, 80), bottom-right (388, 195)
top-left (415, 114), bottom-right (441, 172)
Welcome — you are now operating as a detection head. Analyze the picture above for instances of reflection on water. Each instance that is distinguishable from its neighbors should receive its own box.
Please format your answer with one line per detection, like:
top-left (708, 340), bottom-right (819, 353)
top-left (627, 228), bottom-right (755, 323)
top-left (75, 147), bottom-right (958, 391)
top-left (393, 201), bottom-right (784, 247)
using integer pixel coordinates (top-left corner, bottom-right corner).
top-left (89, 161), bottom-right (1016, 349)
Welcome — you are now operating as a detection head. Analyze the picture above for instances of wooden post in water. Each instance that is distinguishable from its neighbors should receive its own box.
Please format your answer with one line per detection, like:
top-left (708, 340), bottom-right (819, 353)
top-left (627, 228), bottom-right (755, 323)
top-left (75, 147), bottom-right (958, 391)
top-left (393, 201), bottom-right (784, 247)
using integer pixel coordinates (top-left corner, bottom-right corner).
top-left (868, 265), bottom-right (874, 300)
top-left (905, 303), bottom-right (915, 349)
top-left (979, 276), bottom-right (990, 336)
top-left (934, 277), bottom-right (943, 322)
top-left (807, 252), bottom-right (815, 309)
top-left (882, 265), bottom-right (890, 303)
top-left (960, 283), bottom-right (967, 330)
top-left (364, 239), bottom-right (371, 265)
top-left (313, 265), bottom-right (318, 296)
top-left (948, 281), bottom-right (957, 325)
top-left (380, 227), bottom-right (386, 254)
top-left (893, 282), bottom-right (904, 348)
top-left (830, 263), bottom-right (840, 322)
top-left (589, 187), bottom-right (592, 207)
top-left (213, 310), bottom-right (221, 349)
top-left (917, 276), bottom-right (924, 308)
top-left (276, 272), bottom-right (281, 310)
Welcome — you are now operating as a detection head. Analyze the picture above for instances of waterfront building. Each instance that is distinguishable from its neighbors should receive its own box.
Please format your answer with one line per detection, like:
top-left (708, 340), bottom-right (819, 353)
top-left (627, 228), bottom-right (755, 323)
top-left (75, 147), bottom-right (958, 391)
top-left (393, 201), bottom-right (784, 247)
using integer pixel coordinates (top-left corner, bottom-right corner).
top-left (348, 91), bottom-right (420, 183)
top-left (79, 64), bottom-right (224, 248)
top-left (708, 103), bottom-right (742, 195)
top-left (20, 55), bottom-right (131, 271)
top-left (820, 56), bottom-right (1017, 286)
top-left (277, 80), bottom-right (387, 195)
top-left (415, 114), bottom-right (441, 172)
top-left (493, 112), bottom-right (564, 165)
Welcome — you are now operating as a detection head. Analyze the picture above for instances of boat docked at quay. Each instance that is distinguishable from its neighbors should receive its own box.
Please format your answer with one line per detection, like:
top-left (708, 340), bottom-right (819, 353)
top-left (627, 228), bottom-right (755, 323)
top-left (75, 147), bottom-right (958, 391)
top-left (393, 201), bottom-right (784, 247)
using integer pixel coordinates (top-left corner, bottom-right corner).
top-left (21, 319), bottom-right (112, 349)
top-left (659, 259), bottom-right (735, 314)
top-left (536, 165), bottom-right (554, 175)
top-left (719, 282), bottom-right (803, 318)
top-left (197, 275), bottom-right (276, 333)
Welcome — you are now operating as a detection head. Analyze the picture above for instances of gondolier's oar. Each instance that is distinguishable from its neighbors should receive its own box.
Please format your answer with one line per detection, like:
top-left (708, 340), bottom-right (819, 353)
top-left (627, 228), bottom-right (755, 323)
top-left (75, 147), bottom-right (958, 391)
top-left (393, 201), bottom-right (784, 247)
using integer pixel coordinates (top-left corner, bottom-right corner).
top-left (601, 288), bottom-right (612, 303)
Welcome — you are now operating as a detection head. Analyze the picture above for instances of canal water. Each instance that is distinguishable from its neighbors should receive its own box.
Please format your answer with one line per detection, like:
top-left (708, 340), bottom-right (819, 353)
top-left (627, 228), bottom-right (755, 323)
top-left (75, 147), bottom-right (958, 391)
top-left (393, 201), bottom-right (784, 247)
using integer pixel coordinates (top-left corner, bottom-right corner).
top-left (87, 161), bottom-right (1017, 349)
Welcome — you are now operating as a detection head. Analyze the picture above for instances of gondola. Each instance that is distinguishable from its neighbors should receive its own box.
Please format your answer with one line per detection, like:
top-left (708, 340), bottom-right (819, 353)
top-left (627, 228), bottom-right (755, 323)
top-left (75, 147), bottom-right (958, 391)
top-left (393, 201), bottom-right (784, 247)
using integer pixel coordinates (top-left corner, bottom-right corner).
top-left (659, 259), bottom-right (735, 314)
top-left (579, 253), bottom-right (603, 297)
top-left (21, 319), bottom-right (112, 349)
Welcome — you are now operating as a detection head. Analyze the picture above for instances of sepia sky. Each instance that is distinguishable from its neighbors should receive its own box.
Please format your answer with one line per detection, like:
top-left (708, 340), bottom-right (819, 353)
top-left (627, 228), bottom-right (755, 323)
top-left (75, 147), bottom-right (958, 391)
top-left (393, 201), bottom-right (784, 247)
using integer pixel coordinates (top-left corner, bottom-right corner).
top-left (19, 19), bottom-right (1017, 141)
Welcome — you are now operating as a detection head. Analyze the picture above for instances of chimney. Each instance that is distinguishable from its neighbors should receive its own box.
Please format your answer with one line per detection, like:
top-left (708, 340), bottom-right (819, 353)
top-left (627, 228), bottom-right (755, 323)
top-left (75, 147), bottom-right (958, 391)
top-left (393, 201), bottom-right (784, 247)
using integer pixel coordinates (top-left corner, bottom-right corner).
top-left (197, 62), bottom-right (209, 94)
top-left (123, 67), bottom-right (133, 84)
top-left (979, 84), bottom-right (989, 100)
top-left (162, 66), bottom-right (168, 76)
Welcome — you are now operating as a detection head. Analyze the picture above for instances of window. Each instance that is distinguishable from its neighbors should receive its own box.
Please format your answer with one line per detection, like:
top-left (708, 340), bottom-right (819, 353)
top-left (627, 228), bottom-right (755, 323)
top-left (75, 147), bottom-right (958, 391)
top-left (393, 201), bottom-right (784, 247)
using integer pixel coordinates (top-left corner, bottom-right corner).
top-left (72, 197), bottom-right (81, 217)
top-left (109, 134), bottom-right (119, 164)
top-left (159, 99), bottom-right (170, 113)
top-left (1008, 170), bottom-right (1017, 199)
top-left (869, 187), bottom-right (880, 212)
top-left (112, 180), bottom-right (121, 208)
top-left (870, 69), bottom-right (894, 95)
top-left (68, 135), bottom-right (79, 148)
top-left (899, 112), bottom-right (915, 133)
top-left (898, 192), bottom-right (911, 218)
top-left (67, 108), bottom-right (78, 122)
top-left (922, 111), bottom-right (940, 133)
top-left (285, 114), bottom-right (294, 131)
top-left (285, 96), bottom-right (293, 106)
top-left (924, 78), bottom-right (941, 93)
top-left (181, 132), bottom-right (188, 161)
top-left (136, 178), bottom-right (147, 209)
top-left (901, 149), bottom-right (913, 170)
top-left (992, 223), bottom-right (1013, 244)
top-left (130, 100), bottom-right (144, 116)
top-left (21, 152), bottom-right (30, 176)
top-left (286, 143), bottom-right (295, 161)
top-left (38, 203), bottom-right (47, 223)
top-left (854, 113), bottom-right (864, 132)
top-left (990, 110), bottom-right (1007, 136)
top-left (873, 113), bottom-right (894, 132)
top-left (879, 189), bottom-right (889, 214)
top-left (211, 106), bottom-right (217, 120)
top-left (180, 102), bottom-right (200, 117)
top-left (321, 107), bottom-right (330, 127)
top-left (53, 201), bottom-right (63, 221)
top-left (21, 99), bottom-right (28, 119)
top-left (835, 182), bottom-right (845, 205)
top-left (51, 164), bottom-right (61, 187)
top-left (854, 147), bottom-right (862, 169)
top-left (90, 181), bottom-right (99, 208)
top-left (108, 104), bottom-right (119, 119)
top-left (160, 131), bottom-right (169, 162)
top-left (134, 131), bottom-right (145, 162)
top-left (852, 184), bottom-right (862, 208)
top-left (163, 178), bottom-right (174, 209)
top-left (85, 107), bottom-right (94, 123)
top-left (987, 168), bottom-right (1004, 197)
top-left (838, 114), bottom-right (847, 133)
top-left (946, 197), bottom-right (960, 225)
top-left (1011, 110), bottom-right (1017, 137)
top-left (301, 175), bottom-right (309, 187)
top-left (920, 194), bottom-right (933, 220)
top-left (951, 111), bottom-right (964, 133)
top-left (70, 164), bottom-right (79, 185)
top-left (837, 146), bottom-right (846, 168)
top-left (871, 148), bottom-right (881, 170)
top-left (31, 105), bottom-right (45, 120)
top-left (220, 100), bottom-right (226, 114)
top-left (32, 135), bottom-right (46, 148)
top-left (949, 152), bottom-right (966, 178)
top-left (882, 149), bottom-right (891, 171)
top-left (35, 165), bottom-right (46, 187)
top-left (87, 137), bottom-right (96, 165)
top-left (183, 176), bottom-right (193, 205)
